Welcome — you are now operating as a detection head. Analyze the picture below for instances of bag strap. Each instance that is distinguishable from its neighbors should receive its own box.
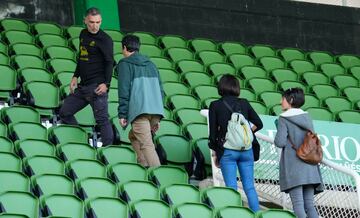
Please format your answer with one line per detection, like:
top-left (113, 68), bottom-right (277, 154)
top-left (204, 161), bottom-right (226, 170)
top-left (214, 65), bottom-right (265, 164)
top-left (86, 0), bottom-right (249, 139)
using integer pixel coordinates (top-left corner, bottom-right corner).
top-left (222, 99), bottom-right (234, 113)
top-left (281, 116), bottom-right (310, 150)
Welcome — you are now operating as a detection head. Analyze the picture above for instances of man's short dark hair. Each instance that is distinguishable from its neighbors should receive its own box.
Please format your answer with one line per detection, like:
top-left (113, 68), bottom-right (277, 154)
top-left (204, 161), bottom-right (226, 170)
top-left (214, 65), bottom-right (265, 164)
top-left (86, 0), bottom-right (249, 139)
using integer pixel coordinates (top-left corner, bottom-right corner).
top-left (122, 35), bottom-right (140, 52)
top-left (282, 87), bottom-right (305, 108)
top-left (86, 7), bottom-right (101, 16)
top-left (217, 74), bottom-right (240, 97)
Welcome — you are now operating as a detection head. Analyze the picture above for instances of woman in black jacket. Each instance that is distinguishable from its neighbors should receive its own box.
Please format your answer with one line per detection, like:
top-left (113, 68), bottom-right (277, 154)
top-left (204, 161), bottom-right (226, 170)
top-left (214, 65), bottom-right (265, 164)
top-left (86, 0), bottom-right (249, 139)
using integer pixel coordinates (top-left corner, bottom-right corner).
top-left (208, 74), bottom-right (263, 212)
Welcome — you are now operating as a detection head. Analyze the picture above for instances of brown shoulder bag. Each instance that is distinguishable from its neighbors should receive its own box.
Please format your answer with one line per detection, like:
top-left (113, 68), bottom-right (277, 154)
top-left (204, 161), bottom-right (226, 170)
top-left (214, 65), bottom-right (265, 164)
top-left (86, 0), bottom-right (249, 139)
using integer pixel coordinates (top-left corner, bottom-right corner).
top-left (284, 118), bottom-right (323, 165)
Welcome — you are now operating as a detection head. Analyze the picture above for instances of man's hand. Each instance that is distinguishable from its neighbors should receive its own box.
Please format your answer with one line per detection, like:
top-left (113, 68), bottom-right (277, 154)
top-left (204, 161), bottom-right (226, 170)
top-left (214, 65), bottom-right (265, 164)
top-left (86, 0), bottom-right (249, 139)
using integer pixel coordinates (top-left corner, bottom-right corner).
top-left (69, 77), bottom-right (78, 94)
top-left (151, 122), bottom-right (160, 133)
top-left (95, 83), bottom-right (108, 95)
top-left (119, 118), bottom-right (127, 127)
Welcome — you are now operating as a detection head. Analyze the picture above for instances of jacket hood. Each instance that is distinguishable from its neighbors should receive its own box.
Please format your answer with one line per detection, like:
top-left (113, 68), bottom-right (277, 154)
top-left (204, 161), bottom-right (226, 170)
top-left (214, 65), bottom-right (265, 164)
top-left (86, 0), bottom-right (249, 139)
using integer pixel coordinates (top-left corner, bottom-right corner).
top-left (280, 108), bottom-right (313, 130)
top-left (121, 52), bottom-right (150, 66)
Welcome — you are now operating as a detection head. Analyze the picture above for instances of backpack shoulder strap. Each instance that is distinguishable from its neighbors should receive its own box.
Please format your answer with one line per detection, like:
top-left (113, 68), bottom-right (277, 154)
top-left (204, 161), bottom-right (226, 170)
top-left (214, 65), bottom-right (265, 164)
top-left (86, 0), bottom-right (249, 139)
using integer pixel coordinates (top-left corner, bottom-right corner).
top-left (281, 116), bottom-right (310, 150)
top-left (222, 99), bottom-right (234, 113)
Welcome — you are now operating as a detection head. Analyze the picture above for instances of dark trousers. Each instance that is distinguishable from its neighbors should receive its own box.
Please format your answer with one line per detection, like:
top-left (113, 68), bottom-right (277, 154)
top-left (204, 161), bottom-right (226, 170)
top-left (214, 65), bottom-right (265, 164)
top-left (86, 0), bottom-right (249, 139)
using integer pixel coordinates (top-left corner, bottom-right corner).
top-left (59, 84), bottom-right (114, 146)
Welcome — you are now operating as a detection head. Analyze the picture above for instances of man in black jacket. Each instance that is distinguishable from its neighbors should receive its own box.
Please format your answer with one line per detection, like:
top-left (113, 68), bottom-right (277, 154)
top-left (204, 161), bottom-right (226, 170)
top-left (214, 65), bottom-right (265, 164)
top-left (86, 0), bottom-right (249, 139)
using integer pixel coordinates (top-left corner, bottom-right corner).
top-left (59, 7), bottom-right (114, 146)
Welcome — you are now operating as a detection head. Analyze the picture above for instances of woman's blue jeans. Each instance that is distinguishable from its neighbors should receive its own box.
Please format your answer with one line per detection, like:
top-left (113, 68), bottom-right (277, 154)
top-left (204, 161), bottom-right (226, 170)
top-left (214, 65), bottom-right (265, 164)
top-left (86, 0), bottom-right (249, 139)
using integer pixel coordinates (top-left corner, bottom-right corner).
top-left (220, 148), bottom-right (260, 212)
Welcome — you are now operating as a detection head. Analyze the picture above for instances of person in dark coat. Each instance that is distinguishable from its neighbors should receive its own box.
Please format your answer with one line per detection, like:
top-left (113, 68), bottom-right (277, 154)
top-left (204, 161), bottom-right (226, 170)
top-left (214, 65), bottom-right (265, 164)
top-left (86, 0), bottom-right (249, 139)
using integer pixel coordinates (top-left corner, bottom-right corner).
top-left (274, 87), bottom-right (323, 218)
top-left (208, 74), bottom-right (263, 212)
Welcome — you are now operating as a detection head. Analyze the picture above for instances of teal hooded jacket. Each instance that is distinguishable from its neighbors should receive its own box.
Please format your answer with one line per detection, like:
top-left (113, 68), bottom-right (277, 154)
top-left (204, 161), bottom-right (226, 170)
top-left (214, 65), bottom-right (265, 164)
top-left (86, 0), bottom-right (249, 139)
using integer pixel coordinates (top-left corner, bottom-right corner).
top-left (117, 52), bottom-right (164, 124)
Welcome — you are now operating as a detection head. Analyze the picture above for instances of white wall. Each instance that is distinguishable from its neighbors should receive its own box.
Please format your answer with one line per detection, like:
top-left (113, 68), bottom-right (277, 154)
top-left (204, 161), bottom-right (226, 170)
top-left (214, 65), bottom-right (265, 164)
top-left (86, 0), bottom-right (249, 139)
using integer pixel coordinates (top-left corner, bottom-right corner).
top-left (292, 0), bottom-right (360, 8)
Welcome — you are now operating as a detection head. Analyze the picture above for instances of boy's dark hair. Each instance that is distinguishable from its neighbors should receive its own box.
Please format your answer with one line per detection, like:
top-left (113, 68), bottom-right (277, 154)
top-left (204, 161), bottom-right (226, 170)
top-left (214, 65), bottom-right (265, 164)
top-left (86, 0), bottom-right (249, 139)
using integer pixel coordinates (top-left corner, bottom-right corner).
top-left (85, 7), bottom-right (101, 16)
top-left (217, 74), bottom-right (240, 97)
top-left (282, 87), bottom-right (305, 108)
top-left (122, 35), bottom-right (140, 52)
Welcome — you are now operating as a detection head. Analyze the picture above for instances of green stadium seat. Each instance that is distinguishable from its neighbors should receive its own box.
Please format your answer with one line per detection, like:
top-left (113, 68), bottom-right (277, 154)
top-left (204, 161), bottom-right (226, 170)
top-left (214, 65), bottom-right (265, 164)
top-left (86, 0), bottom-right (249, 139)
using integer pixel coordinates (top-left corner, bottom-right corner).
top-left (165, 47), bottom-right (194, 63)
top-left (249, 101), bottom-right (268, 115)
top-left (148, 165), bottom-right (189, 188)
top-left (183, 123), bottom-right (208, 142)
top-left (277, 48), bottom-right (305, 62)
top-left (306, 107), bottom-right (333, 121)
top-left (108, 101), bottom-right (118, 118)
top-left (302, 94), bottom-right (321, 110)
top-left (357, 101), bottom-right (360, 110)
top-left (108, 87), bottom-right (118, 102)
top-left (104, 29), bottom-right (123, 42)
top-left (0, 40), bottom-right (8, 54)
top-left (258, 56), bottom-right (286, 72)
top-left (337, 54), bottom-right (360, 69)
top-left (31, 173), bottom-right (73, 197)
top-left (167, 94), bottom-right (200, 110)
top-left (0, 122), bottom-right (7, 140)
top-left (133, 31), bottom-right (157, 44)
top-left (163, 82), bottom-right (190, 96)
top-left (174, 202), bottom-right (213, 218)
top-left (227, 54), bottom-right (255, 70)
top-left (11, 55), bottom-right (45, 70)
top-left (24, 155), bottom-right (64, 176)
top-left (44, 46), bottom-right (76, 60)
top-left (270, 104), bottom-right (283, 116)
top-left (257, 209), bottom-right (296, 218)
top-left (278, 81), bottom-right (306, 93)
top-left (48, 125), bottom-right (88, 145)
top-left (348, 66), bottom-right (360, 80)
top-left (249, 44), bottom-right (276, 58)
top-left (162, 184), bottom-right (200, 206)
top-left (40, 194), bottom-right (84, 218)
top-left (181, 71), bottom-right (212, 88)
top-left (301, 72), bottom-right (328, 86)
top-left (73, 105), bottom-right (96, 130)
top-left (36, 34), bottom-right (67, 48)
top-left (8, 122), bottom-right (47, 141)
top-left (0, 52), bottom-right (9, 65)
top-left (270, 69), bottom-right (298, 83)
top-left (196, 50), bottom-right (225, 66)
top-left (247, 78), bottom-right (276, 95)
top-left (53, 71), bottom-right (73, 86)
top-left (150, 56), bottom-right (173, 69)
top-left (208, 63), bottom-right (236, 77)
top-left (319, 63), bottom-right (345, 78)
top-left (98, 145), bottom-right (136, 165)
top-left (57, 142), bottom-right (96, 162)
top-left (189, 38), bottom-right (217, 52)
top-left (114, 52), bottom-right (124, 63)
top-left (130, 199), bottom-right (171, 218)
top-left (0, 18), bottom-right (30, 31)
top-left (68, 37), bottom-right (79, 51)
top-left (113, 41), bottom-right (122, 54)
top-left (332, 75), bottom-right (358, 90)
top-left (140, 44), bottom-right (163, 57)
top-left (337, 110), bottom-right (360, 124)
top-left (156, 135), bottom-right (193, 175)
top-left (289, 59), bottom-right (315, 76)
top-left (307, 51), bottom-right (334, 65)
top-left (76, 177), bottom-right (117, 200)
top-left (203, 97), bottom-right (220, 109)
top-left (216, 206), bottom-right (255, 218)
top-left (259, 91), bottom-right (282, 109)
top-left (47, 58), bottom-right (77, 74)
top-left (32, 22), bottom-right (63, 35)
top-left (0, 152), bottom-right (22, 172)
top-left (66, 25), bottom-right (82, 38)
top-left (218, 41), bottom-right (247, 56)
top-left (324, 96), bottom-right (352, 115)
top-left (108, 162), bottom-right (148, 184)
top-left (0, 137), bottom-right (13, 152)
top-left (176, 59), bottom-right (205, 73)
top-left (343, 86), bottom-right (360, 104)
top-left (66, 159), bottom-right (107, 180)
top-left (163, 107), bottom-right (172, 120)
top-left (15, 139), bottom-right (55, 158)
top-left (201, 186), bottom-right (242, 209)
top-left (158, 35), bottom-right (187, 49)
top-left (214, 74), bottom-right (244, 88)
top-left (0, 191), bottom-right (38, 218)
top-left (18, 68), bottom-right (53, 84)
top-left (192, 85), bottom-right (220, 102)
top-left (0, 65), bottom-right (17, 101)
top-left (119, 180), bottom-right (159, 203)
top-left (0, 213), bottom-right (30, 217)
top-left (86, 197), bottom-right (128, 218)
top-left (111, 117), bottom-right (131, 144)
top-left (9, 43), bottom-right (42, 57)
top-left (156, 119), bottom-right (182, 137)
top-left (0, 171), bottom-right (29, 193)
top-left (2, 30), bottom-right (34, 45)
top-left (310, 84), bottom-right (338, 101)
top-left (158, 68), bottom-right (180, 82)
top-left (240, 66), bottom-right (267, 81)
top-left (174, 108), bottom-right (206, 126)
